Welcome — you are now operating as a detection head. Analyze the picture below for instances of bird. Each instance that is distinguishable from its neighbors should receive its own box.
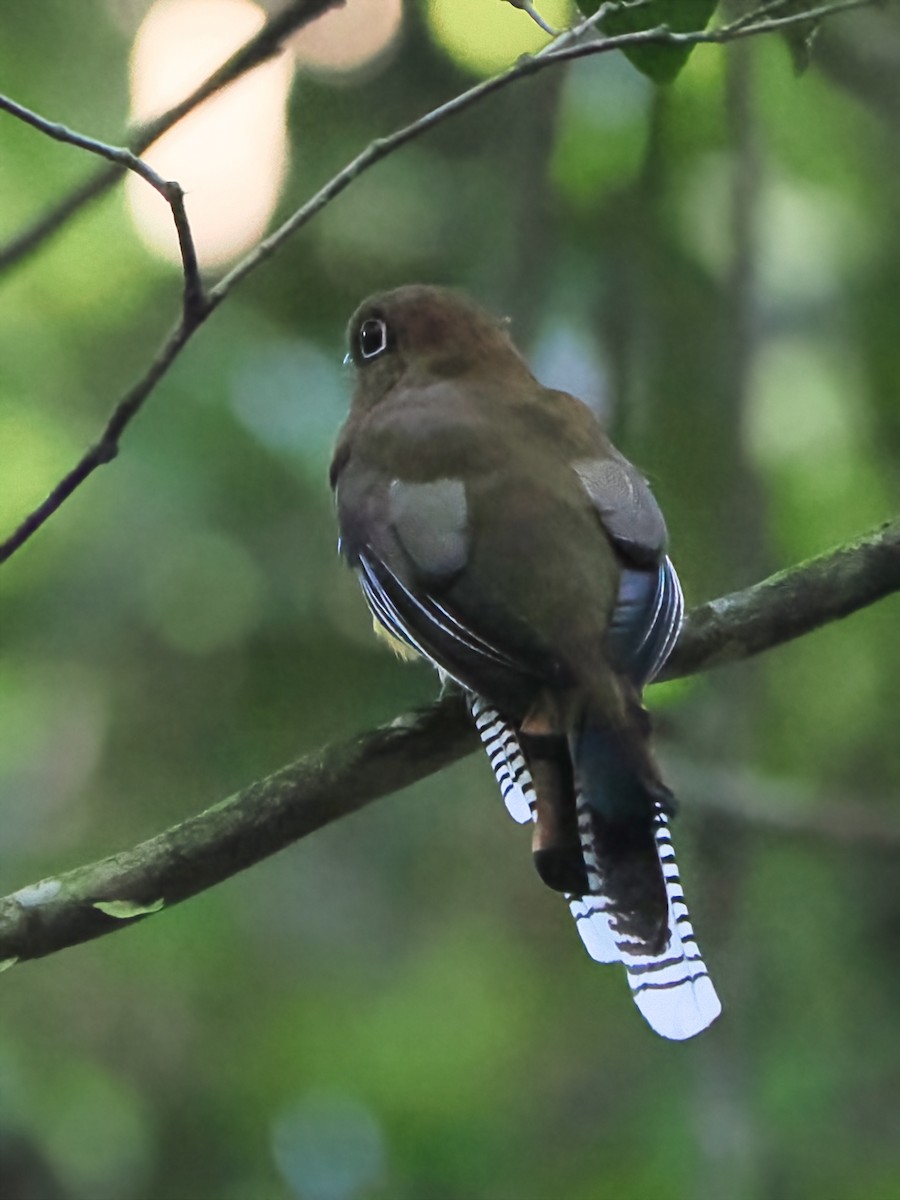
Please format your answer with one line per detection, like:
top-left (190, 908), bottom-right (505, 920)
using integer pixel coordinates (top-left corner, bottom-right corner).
top-left (330, 284), bottom-right (721, 1040)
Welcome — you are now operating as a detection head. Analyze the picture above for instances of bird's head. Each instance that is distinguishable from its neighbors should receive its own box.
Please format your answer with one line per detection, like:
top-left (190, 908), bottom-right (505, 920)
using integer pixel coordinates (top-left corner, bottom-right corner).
top-left (345, 285), bottom-right (533, 408)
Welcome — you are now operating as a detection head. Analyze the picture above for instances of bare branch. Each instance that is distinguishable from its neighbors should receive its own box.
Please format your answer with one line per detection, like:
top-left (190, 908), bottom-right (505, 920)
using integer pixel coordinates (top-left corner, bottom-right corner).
top-left (0, 0), bottom-right (880, 564)
top-left (0, 319), bottom-right (200, 564)
top-left (0, 0), bottom-right (341, 274)
top-left (0, 0), bottom-right (877, 282)
top-left (211, 0), bottom-right (883, 300)
top-left (0, 94), bottom-right (205, 318)
top-left (539, 0), bottom-right (883, 69)
top-left (502, 0), bottom-right (560, 37)
top-left (0, 516), bottom-right (897, 967)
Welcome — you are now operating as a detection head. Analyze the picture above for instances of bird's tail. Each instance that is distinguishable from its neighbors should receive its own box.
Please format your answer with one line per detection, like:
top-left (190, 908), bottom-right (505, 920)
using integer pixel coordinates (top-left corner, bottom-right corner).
top-left (568, 715), bottom-right (673, 951)
top-left (471, 697), bottom-right (721, 1040)
top-left (569, 714), bottom-right (721, 1039)
top-left (570, 794), bottom-right (721, 1041)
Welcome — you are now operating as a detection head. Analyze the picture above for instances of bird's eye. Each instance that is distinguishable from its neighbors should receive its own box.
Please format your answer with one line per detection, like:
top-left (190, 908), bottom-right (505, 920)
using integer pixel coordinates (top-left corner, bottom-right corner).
top-left (358, 317), bottom-right (389, 361)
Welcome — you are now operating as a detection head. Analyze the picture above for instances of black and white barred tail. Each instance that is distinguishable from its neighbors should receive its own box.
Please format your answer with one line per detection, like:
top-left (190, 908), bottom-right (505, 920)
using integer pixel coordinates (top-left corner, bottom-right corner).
top-left (469, 696), bottom-right (721, 1041)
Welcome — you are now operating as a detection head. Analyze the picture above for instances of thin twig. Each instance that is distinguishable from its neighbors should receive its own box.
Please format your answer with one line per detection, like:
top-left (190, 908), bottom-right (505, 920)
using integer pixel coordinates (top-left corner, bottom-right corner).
top-left (723, 0), bottom-right (800, 36)
top-left (0, 516), bottom-right (897, 966)
top-left (0, 94), bottom-right (206, 318)
top-left (0, 321), bottom-right (198, 563)
top-left (504, 0), bottom-right (559, 37)
top-left (544, 0), bottom-right (657, 53)
top-left (0, 0), bottom-right (340, 275)
top-left (210, 0), bottom-right (880, 301)
top-left (540, 0), bottom-right (882, 69)
top-left (0, 0), bottom-right (883, 565)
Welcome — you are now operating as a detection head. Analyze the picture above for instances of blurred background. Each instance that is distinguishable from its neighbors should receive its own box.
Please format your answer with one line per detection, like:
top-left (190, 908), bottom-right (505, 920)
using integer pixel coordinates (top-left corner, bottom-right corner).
top-left (1, 1), bottom-right (899, 1197)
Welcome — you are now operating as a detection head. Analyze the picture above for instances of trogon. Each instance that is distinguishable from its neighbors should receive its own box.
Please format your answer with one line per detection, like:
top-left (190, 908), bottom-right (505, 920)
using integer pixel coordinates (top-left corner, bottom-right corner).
top-left (330, 285), bottom-right (721, 1040)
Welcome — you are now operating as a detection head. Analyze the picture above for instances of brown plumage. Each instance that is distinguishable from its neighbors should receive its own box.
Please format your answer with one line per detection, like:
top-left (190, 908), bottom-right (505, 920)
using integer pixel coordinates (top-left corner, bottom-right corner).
top-left (330, 285), bottom-right (721, 1040)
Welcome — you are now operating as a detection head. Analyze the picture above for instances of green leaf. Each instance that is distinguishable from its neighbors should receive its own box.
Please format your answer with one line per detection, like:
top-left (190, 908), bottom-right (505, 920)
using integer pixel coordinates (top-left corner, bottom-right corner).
top-left (93, 898), bottom-right (165, 920)
top-left (582, 0), bottom-right (719, 84)
top-left (0, 957), bottom-right (19, 973)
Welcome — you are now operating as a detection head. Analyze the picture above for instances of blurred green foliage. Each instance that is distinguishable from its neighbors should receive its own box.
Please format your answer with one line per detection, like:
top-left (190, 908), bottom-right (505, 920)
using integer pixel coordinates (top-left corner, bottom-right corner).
top-left (1, 2), bottom-right (899, 1199)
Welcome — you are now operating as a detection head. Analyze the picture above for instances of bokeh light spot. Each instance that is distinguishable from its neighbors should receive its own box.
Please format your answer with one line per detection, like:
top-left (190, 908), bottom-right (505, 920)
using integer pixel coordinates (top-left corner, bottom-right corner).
top-left (271, 1092), bottom-right (385, 1200)
top-left (748, 338), bottom-right (861, 467)
top-left (426, 0), bottom-right (573, 76)
top-left (290, 0), bottom-right (402, 75)
top-left (127, 0), bottom-right (294, 269)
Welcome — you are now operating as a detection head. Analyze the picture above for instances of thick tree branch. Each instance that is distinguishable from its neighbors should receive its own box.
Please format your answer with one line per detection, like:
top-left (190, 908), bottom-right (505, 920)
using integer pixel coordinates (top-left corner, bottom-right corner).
top-left (1, 516), bottom-right (897, 968)
top-left (661, 517), bottom-right (900, 676)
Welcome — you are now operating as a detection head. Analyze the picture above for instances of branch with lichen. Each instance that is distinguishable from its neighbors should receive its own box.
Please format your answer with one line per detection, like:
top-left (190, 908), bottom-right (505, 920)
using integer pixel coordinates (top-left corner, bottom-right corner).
top-left (1, 516), bottom-right (897, 969)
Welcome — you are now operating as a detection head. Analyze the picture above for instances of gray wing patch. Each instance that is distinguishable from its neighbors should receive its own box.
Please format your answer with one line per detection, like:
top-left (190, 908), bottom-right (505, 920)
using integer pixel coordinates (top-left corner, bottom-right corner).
top-left (388, 477), bottom-right (469, 581)
top-left (574, 455), bottom-right (668, 565)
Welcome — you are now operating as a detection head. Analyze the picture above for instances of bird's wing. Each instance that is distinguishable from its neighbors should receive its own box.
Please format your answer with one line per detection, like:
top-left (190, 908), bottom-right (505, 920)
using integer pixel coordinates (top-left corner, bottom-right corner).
top-left (572, 451), bottom-right (669, 567)
top-left (606, 556), bottom-right (684, 686)
top-left (356, 548), bottom-right (539, 700)
top-left (567, 446), bottom-right (683, 683)
top-left (339, 468), bottom-right (507, 673)
top-left (339, 469), bottom-right (563, 710)
top-left (383, 477), bottom-right (470, 582)
top-left (470, 696), bottom-right (720, 1040)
